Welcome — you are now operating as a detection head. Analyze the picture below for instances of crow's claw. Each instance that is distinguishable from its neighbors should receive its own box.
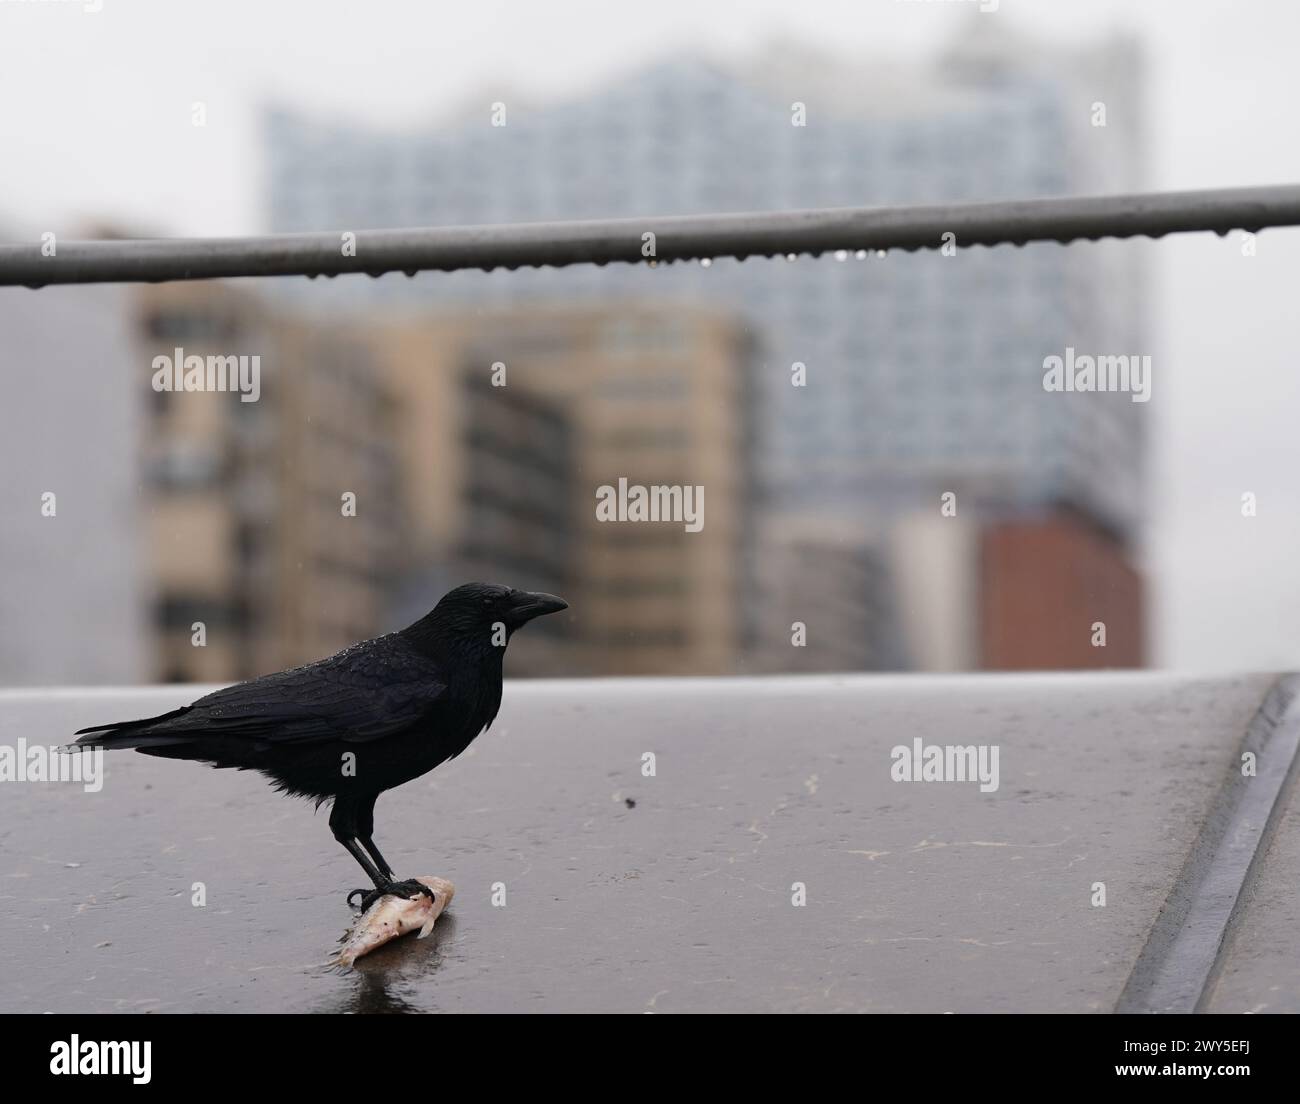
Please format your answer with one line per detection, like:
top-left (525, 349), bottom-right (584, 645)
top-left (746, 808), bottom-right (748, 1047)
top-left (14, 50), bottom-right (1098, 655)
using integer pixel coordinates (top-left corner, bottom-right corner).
top-left (347, 879), bottom-right (437, 911)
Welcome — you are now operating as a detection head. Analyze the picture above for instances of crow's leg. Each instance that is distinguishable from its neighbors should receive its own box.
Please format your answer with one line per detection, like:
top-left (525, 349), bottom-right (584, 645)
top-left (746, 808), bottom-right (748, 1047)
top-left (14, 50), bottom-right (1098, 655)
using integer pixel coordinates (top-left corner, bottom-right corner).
top-left (330, 795), bottom-right (386, 889)
top-left (333, 793), bottom-right (436, 910)
top-left (342, 840), bottom-right (388, 889)
top-left (355, 792), bottom-right (395, 881)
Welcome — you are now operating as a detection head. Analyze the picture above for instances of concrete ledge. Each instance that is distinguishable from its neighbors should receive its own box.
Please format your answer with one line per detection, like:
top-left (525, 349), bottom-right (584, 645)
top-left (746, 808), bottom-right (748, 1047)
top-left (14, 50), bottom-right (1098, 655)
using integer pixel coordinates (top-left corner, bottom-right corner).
top-left (0, 672), bottom-right (1280, 1012)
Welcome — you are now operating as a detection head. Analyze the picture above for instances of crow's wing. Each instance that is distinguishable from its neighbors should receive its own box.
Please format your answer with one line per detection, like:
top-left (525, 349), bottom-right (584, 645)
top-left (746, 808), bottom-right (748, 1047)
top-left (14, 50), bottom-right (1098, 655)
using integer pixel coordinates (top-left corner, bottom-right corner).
top-left (186, 667), bottom-right (447, 747)
top-left (75, 637), bottom-right (447, 750)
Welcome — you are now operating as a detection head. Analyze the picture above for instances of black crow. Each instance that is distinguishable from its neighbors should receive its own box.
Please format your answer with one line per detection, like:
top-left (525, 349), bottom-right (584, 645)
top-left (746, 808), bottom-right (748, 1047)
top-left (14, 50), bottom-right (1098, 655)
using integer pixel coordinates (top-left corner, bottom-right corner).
top-left (72, 582), bottom-right (567, 910)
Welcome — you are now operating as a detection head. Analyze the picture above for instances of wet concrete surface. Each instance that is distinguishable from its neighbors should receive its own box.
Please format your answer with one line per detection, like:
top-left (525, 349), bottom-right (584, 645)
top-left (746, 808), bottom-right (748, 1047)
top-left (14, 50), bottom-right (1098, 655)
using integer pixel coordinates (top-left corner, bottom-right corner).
top-left (0, 673), bottom-right (1277, 1013)
top-left (1203, 739), bottom-right (1300, 1014)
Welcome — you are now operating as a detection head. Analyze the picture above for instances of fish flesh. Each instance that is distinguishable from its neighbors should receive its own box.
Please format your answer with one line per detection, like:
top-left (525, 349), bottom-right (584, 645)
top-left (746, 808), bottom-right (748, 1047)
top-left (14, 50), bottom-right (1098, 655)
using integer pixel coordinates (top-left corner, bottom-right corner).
top-left (335, 876), bottom-right (454, 968)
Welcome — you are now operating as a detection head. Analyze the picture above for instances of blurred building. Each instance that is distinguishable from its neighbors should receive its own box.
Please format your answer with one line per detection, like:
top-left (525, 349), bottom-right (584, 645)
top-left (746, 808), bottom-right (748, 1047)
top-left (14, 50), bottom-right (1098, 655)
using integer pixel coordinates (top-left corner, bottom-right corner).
top-left (979, 512), bottom-right (1144, 669)
top-left (378, 304), bottom-right (755, 676)
top-left (0, 284), bottom-right (150, 686)
top-left (749, 513), bottom-right (904, 672)
top-left (265, 21), bottom-right (1149, 671)
top-left (885, 505), bottom-right (1146, 671)
top-left (136, 282), bottom-right (403, 681)
top-left (374, 316), bottom-right (578, 676)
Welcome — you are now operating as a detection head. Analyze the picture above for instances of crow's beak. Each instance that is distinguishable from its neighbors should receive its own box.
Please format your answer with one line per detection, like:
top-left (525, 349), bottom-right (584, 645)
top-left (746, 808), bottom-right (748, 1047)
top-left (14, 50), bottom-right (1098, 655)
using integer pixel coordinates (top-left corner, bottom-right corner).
top-left (512, 591), bottom-right (568, 621)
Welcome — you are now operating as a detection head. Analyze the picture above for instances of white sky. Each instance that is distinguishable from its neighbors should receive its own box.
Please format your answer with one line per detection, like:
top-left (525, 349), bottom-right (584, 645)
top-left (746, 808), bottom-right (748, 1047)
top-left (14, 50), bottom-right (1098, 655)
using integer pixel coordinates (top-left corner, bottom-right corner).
top-left (2, 0), bottom-right (1299, 670)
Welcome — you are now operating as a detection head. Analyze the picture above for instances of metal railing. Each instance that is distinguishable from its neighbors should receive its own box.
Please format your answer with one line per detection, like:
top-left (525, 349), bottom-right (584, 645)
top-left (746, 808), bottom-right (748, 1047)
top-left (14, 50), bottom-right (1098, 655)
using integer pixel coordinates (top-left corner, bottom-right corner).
top-left (1, 184), bottom-right (1298, 287)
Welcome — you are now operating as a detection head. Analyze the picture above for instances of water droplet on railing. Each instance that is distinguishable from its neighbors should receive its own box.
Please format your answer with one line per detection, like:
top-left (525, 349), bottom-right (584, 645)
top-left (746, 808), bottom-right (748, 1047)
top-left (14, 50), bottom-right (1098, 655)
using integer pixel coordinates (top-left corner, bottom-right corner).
top-left (834, 250), bottom-right (848, 262)
top-left (854, 250), bottom-right (868, 260)
top-left (700, 257), bottom-right (712, 268)
top-left (785, 253), bottom-right (797, 262)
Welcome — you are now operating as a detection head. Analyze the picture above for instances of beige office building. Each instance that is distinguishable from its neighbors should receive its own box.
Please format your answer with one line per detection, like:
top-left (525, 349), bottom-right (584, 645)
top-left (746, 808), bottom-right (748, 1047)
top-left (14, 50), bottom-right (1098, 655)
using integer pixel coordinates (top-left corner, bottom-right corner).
top-left (135, 282), bottom-right (402, 681)
top-left (375, 304), bottom-right (755, 676)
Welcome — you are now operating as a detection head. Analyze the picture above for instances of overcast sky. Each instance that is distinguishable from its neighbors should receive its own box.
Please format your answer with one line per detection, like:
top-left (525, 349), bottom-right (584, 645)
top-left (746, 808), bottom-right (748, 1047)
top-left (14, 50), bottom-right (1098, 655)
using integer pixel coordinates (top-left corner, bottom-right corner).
top-left (2, 0), bottom-right (1299, 670)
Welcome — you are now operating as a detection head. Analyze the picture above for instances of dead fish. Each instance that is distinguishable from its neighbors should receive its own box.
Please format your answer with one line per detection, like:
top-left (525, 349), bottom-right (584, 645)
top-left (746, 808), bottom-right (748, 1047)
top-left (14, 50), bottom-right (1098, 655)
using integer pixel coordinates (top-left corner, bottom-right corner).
top-left (335, 876), bottom-right (454, 968)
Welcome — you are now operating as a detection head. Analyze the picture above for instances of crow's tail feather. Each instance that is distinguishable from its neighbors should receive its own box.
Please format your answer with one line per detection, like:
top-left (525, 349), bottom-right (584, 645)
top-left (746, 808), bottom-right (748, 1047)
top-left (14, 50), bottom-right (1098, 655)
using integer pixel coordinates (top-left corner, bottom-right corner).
top-left (72, 705), bottom-right (194, 748)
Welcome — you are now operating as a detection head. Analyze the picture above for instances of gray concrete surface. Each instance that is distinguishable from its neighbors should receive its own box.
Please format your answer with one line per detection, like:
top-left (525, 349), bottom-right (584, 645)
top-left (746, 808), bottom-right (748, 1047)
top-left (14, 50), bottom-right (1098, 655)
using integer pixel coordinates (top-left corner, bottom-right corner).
top-left (1204, 732), bottom-right (1300, 1014)
top-left (0, 673), bottom-right (1277, 1013)
top-left (1118, 674), bottom-right (1300, 1013)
